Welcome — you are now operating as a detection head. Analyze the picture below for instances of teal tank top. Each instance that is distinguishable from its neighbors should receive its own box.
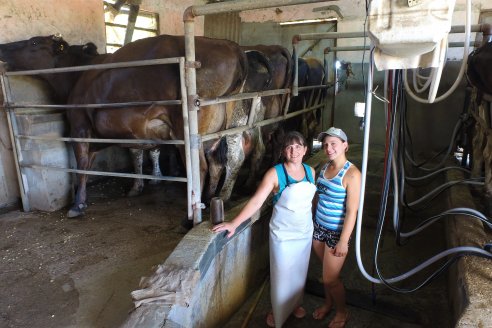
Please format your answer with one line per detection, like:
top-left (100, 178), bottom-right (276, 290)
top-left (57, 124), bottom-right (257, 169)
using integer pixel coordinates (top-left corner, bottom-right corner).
top-left (273, 163), bottom-right (314, 204)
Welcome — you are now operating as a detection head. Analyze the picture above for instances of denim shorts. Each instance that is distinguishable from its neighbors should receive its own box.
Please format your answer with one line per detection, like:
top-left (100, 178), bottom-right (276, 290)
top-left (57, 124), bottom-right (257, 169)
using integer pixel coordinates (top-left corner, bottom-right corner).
top-left (313, 220), bottom-right (350, 249)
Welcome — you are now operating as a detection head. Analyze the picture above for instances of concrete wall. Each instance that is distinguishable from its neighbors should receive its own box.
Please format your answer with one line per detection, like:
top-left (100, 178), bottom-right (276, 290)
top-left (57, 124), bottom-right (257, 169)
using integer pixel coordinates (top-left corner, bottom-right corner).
top-left (0, 0), bottom-right (106, 48)
top-left (142, 0), bottom-right (205, 36)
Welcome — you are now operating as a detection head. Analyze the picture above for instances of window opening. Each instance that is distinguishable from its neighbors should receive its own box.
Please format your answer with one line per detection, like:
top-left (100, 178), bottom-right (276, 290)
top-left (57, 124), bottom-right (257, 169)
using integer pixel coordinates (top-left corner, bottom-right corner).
top-left (103, 0), bottom-right (159, 53)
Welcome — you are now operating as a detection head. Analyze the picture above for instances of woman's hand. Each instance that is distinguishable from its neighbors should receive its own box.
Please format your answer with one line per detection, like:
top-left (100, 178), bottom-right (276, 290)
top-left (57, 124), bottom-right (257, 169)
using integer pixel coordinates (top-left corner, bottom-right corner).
top-left (332, 240), bottom-right (349, 257)
top-left (211, 221), bottom-right (237, 238)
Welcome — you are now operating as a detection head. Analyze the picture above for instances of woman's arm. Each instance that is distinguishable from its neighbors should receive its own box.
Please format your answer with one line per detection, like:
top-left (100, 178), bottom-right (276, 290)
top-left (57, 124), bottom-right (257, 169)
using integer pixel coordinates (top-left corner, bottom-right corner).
top-left (212, 167), bottom-right (278, 238)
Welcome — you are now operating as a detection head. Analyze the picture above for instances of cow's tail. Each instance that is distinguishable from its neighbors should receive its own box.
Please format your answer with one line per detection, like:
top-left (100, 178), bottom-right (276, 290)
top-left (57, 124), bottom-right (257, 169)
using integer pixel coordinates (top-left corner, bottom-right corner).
top-left (237, 48), bottom-right (249, 93)
top-left (281, 46), bottom-right (294, 111)
top-left (283, 46), bottom-right (293, 90)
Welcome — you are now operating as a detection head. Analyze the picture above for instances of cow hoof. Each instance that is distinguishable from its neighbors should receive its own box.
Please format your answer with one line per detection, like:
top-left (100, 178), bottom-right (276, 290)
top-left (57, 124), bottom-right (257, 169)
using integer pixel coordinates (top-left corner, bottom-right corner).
top-left (127, 188), bottom-right (143, 197)
top-left (67, 204), bottom-right (87, 218)
top-left (148, 179), bottom-right (160, 185)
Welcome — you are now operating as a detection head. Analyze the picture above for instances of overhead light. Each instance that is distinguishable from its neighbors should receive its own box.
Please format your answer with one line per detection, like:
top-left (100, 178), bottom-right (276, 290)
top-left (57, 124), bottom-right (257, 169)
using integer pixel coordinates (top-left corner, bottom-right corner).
top-left (279, 17), bottom-right (337, 26)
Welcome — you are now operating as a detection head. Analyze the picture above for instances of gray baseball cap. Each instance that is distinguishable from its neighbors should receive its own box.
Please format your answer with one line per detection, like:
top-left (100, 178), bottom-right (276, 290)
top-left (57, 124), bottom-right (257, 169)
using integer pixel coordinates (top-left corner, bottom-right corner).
top-left (317, 127), bottom-right (348, 142)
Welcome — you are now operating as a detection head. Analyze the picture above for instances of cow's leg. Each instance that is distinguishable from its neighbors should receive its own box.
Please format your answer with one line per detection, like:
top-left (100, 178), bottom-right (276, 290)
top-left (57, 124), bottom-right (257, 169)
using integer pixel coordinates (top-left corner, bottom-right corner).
top-left (148, 148), bottom-right (163, 185)
top-left (205, 138), bottom-right (225, 202)
top-left (67, 142), bottom-right (95, 218)
top-left (128, 148), bottom-right (145, 197)
top-left (244, 128), bottom-right (265, 192)
top-left (219, 133), bottom-right (246, 201)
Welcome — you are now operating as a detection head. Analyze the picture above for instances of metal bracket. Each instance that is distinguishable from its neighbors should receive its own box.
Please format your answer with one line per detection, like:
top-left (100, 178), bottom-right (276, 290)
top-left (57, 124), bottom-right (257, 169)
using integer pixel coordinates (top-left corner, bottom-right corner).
top-left (188, 95), bottom-right (200, 109)
top-left (193, 202), bottom-right (206, 210)
top-left (190, 133), bottom-right (202, 149)
top-left (185, 60), bottom-right (201, 69)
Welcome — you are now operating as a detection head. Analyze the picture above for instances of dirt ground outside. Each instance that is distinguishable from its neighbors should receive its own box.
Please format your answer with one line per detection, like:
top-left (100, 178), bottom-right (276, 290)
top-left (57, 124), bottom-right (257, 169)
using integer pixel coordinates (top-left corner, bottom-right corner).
top-left (0, 178), bottom-right (189, 328)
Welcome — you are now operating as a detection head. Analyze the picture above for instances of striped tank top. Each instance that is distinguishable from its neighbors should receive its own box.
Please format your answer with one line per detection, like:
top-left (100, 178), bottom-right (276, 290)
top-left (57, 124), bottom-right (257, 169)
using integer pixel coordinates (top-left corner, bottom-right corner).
top-left (315, 161), bottom-right (352, 231)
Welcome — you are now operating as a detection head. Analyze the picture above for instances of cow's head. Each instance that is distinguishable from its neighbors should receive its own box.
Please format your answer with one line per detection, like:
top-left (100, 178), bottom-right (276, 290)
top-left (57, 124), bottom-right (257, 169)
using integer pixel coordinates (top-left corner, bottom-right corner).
top-left (0, 35), bottom-right (69, 71)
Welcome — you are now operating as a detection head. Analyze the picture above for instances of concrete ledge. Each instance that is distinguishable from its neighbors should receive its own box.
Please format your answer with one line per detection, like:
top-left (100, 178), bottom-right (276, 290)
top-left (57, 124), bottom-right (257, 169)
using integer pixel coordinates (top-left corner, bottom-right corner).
top-left (446, 170), bottom-right (492, 327)
top-left (122, 200), bottom-right (271, 328)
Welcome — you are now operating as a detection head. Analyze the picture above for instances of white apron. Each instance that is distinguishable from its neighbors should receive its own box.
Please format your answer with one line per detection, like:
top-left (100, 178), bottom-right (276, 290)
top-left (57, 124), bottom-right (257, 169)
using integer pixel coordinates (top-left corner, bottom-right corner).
top-left (269, 179), bottom-right (316, 327)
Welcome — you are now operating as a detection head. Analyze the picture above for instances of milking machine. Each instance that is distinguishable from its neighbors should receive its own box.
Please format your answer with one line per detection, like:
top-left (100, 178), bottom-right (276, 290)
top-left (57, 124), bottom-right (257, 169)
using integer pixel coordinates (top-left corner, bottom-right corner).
top-left (355, 0), bottom-right (492, 292)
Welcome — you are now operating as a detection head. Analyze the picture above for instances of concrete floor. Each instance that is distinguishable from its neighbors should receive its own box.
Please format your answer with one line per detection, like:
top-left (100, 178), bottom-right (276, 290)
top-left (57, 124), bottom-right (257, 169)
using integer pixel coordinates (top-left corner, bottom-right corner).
top-left (0, 179), bottom-right (189, 328)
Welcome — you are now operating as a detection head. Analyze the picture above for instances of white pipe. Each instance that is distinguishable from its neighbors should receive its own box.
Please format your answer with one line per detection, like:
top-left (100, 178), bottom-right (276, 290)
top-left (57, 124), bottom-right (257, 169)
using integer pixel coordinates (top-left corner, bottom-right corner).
top-left (404, 0), bottom-right (471, 104)
top-left (355, 47), bottom-right (378, 283)
top-left (356, 47), bottom-right (491, 286)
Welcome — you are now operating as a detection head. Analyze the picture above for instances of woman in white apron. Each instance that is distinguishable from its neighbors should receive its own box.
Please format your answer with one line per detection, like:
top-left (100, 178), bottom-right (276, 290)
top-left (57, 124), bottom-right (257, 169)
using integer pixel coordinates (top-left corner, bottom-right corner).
top-left (212, 131), bottom-right (316, 327)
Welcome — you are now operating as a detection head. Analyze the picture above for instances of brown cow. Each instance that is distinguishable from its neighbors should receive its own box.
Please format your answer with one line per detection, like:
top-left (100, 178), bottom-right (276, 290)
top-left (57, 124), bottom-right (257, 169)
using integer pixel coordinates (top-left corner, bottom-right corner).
top-left (65, 34), bottom-right (248, 217)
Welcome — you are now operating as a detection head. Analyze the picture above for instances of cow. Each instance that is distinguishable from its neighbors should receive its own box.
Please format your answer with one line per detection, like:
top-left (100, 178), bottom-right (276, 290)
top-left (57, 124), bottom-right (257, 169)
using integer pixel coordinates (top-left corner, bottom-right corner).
top-left (0, 36), bottom-right (163, 192)
top-left (467, 41), bottom-right (492, 95)
top-left (0, 35), bottom-right (101, 104)
top-left (240, 45), bottom-right (293, 186)
top-left (0, 36), bottom-right (172, 199)
top-left (205, 45), bottom-right (293, 200)
top-left (64, 34), bottom-right (248, 217)
top-left (282, 55), bottom-right (326, 157)
top-left (465, 40), bottom-right (492, 220)
top-left (205, 49), bottom-right (273, 200)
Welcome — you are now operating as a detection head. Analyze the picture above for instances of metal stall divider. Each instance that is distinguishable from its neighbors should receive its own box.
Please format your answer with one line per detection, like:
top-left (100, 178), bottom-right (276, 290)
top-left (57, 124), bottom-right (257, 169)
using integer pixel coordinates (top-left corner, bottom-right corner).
top-left (0, 57), bottom-right (193, 217)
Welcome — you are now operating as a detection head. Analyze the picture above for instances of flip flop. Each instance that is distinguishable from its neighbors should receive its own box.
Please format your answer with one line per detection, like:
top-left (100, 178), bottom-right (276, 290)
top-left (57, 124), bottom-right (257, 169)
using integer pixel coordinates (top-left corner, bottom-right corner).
top-left (328, 311), bottom-right (350, 328)
top-left (312, 304), bottom-right (333, 320)
top-left (293, 306), bottom-right (306, 319)
top-left (266, 311), bottom-right (275, 327)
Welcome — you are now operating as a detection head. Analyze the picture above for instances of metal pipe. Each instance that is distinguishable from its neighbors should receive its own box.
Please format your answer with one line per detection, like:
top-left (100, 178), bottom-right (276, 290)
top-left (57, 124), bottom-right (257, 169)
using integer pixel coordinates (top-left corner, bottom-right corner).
top-left (183, 19), bottom-right (203, 225)
top-left (179, 57), bottom-right (194, 221)
top-left (23, 164), bottom-right (187, 182)
top-left (323, 41), bottom-right (481, 53)
top-left (199, 88), bottom-right (289, 107)
top-left (5, 57), bottom-right (181, 76)
top-left (294, 24), bottom-right (485, 41)
top-left (16, 135), bottom-right (185, 145)
top-left (0, 69), bottom-right (30, 211)
top-left (8, 99), bottom-right (182, 110)
top-left (202, 102), bottom-right (324, 142)
top-left (184, 0), bottom-right (328, 19)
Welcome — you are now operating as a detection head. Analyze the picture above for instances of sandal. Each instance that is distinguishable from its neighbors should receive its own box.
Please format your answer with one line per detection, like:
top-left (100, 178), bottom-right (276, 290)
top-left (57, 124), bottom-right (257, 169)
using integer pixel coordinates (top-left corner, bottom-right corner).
top-left (266, 311), bottom-right (275, 327)
top-left (328, 311), bottom-right (349, 328)
top-left (293, 306), bottom-right (306, 319)
top-left (312, 304), bottom-right (333, 320)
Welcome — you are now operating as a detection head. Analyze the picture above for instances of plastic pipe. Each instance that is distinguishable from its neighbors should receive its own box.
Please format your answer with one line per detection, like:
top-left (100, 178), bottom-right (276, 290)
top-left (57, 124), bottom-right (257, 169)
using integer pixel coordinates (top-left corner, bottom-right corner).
top-left (404, 0), bottom-right (471, 104)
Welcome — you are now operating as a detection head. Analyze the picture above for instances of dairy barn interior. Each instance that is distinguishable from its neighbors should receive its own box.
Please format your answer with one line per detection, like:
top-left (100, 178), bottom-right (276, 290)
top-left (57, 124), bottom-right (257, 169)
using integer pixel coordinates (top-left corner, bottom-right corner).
top-left (1, 0), bottom-right (492, 327)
